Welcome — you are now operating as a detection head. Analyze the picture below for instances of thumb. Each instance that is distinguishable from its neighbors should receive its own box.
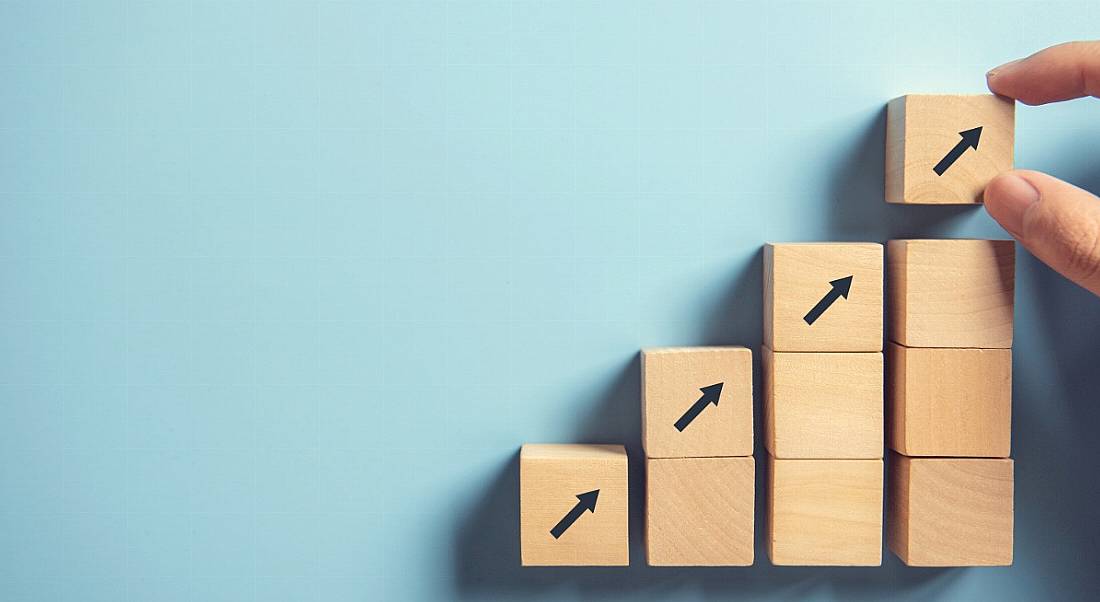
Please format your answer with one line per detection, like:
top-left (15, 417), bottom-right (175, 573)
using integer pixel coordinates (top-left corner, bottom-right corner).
top-left (984, 170), bottom-right (1100, 296)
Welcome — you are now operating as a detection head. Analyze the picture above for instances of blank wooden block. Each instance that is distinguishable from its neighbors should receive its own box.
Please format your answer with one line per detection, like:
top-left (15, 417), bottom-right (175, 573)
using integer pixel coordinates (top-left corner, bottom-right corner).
top-left (889, 454), bottom-right (1013, 566)
top-left (520, 444), bottom-right (628, 566)
top-left (888, 343), bottom-right (1011, 457)
top-left (768, 457), bottom-right (883, 566)
top-left (764, 243), bottom-right (883, 352)
top-left (646, 456), bottom-right (754, 566)
top-left (888, 239), bottom-right (1015, 348)
top-left (763, 348), bottom-right (883, 459)
top-left (641, 347), bottom-right (753, 458)
top-left (886, 94), bottom-right (1015, 204)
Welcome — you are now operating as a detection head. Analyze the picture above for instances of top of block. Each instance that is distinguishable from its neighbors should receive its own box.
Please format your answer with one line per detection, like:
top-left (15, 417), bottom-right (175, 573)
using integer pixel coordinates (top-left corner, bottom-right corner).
top-left (642, 346), bottom-right (750, 356)
top-left (890, 238), bottom-right (1012, 244)
top-left (766, 242), bottom-right (880, 247)
top-left (764, 242), bottom-right (884, 352)
top-left (891, 93), bottom-right (1008, 102)
top-left (520, 444), bottom-right (627, 461)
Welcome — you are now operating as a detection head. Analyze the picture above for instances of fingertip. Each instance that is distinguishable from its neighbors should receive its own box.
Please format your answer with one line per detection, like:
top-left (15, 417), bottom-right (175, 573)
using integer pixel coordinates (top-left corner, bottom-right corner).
top-left (982, 41), bottom-right (1100, 105)
top-left (985, 58), bottom-right (1021, 91)
top-left (984, 171), bottom-right (1041, 239)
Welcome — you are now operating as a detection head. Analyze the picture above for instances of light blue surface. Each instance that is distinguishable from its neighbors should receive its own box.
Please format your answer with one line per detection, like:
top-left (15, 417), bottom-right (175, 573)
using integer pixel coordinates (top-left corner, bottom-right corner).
top-left (2, 1), bottom-right (1100, 600)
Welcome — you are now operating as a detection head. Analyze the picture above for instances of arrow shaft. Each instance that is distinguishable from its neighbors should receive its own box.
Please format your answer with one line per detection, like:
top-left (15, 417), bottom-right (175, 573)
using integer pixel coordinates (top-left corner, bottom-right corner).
top-left (674, 396), bottom-right (709, 432)
top-left (933, 140), bottom-right (969, 175)
top-left (803, 289), bottom-right (840, 325)
top-left (550, 503), bottom-right (586, 539)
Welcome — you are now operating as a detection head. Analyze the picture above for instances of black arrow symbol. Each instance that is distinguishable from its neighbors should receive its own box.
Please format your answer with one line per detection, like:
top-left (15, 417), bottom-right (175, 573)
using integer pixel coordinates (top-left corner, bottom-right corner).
top-left (550, 490), bottom-right (599, 539)
top-left (803, 276), bottom-right (853, 325)
top-left (933, 126), bottom-right (983, 176)
top-left (674, 383), bottom-right (724, 432)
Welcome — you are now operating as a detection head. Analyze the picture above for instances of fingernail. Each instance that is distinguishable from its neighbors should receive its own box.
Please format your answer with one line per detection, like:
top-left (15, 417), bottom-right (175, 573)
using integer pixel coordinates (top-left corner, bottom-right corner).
top-left (987, 58), bottom-right (1022, 79)
top-left (986, 173), bottom-right (1039, 237)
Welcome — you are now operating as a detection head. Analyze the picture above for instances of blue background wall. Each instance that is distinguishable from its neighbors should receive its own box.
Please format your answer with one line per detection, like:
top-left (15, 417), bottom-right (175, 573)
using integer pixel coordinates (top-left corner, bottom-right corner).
top-left (2, 1), bottom-right (1100, 600)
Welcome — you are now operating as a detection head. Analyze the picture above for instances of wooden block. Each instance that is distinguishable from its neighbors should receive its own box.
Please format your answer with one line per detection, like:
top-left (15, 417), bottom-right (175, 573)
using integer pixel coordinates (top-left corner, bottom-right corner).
top-left (641, 347), bottom-right (752, 458)
top-left (646, 456), bottom-right (755, 566)
top-left (519, 444), bottom-right (628, 566)
top-left (888, 343), bottom-right (1011, 457)
top-left (888, 454), bottom-right (1013, 566)
top-left (888, 239), bottom-right (1015, 348)
top-left (764, 243), bottom-right (883, 352)
top-left (886, 94), bottom-right (1015, 204)
top-left (763, 348), bottom-right (883, 459)
top-left (767, 457), bottom-right (883, 566)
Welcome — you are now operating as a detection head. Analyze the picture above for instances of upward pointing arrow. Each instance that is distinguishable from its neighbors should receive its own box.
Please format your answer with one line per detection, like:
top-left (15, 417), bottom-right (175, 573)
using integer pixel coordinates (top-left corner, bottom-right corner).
top-left (674, 383), bottom-right (724, 432)
top-left (550, 490), bottom-right (599, 539)
top-left (933, 127), bottom-right (983, 176)
top-left (803, 276), bottom-right (853, 325)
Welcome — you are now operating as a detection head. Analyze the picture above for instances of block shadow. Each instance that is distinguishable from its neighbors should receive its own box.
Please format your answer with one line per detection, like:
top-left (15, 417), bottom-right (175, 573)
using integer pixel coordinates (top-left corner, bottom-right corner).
top-left (825, 105), bottom-right (976, 242)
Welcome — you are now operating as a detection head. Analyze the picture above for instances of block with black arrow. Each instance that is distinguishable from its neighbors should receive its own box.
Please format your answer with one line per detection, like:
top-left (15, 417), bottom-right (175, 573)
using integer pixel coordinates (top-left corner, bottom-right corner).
top-left (642, 347), bottom-right (753, 458)
top-left (886, 94), bottom-right (1015, 204)
top-left (764, 242), bottom-right (883, 352)
top-left (519, 444), bottom-right (629, 566)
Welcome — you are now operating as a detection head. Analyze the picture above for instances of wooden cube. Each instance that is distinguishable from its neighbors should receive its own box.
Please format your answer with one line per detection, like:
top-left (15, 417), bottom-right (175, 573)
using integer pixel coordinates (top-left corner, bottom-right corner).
top-left (886, 94), bottom-right (1015, 204)
top-left (889, 454), bottom-right (1013, 566)
top-left (641, 347), bottom-right (753, 458)
top-left (764, 243), bottom-right (883, 352)
top-left (519, 444), bottom-right (629, 566)
top-left (763, 348), bottom-right (883, 459)
top-left (767, 457), bottom-right (883, 566)
top-left (888, 343), bottom-right (1011, 457)
top-left (888, 239), bottom-right (1015, 348)
top-left (646, 456), bottom-right (754, 566)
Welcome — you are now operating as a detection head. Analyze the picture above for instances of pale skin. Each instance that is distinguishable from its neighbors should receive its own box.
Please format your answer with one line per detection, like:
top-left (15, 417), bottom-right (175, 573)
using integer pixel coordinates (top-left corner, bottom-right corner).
top-left (984, 41), bottom-right (1100, 296)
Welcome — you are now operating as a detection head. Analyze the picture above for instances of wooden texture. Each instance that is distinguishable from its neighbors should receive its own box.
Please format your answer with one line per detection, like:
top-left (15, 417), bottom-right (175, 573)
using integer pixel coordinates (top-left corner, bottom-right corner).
top-left (767, 457), bottom-right (883, 566)
top-left (888, 239), bottom-right (1015, 348)
top-left (886, 94), bottom-right (1015, 204)
top-left (763, 347), bottom-right (883, 459)
top-left (888, 454), bottom-right (1013, 566)
top-left (646, 457), bottom-right (755, 566)
top-left (888, 343), bottom-right (1011, 457)
top-left (764, 242), bottom-right (883, 352)
top-left (641, 347), bottom-right (753, 458)
top-left (520, 444), bottom-right (629, 566)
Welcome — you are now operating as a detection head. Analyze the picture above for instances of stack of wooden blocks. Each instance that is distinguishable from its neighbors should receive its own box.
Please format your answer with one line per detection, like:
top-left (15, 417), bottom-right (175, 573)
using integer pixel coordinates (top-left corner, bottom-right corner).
top-left (641, 347), bottom-right (755, 566)
top-left (885, 239), bottom-right (1015, 566)
top-left (518, 93), bottom-right (1019, 569)
top-left (762, 243), bottom-right (886, 566)
top-left (885, 94), bottom-right (1016, 567)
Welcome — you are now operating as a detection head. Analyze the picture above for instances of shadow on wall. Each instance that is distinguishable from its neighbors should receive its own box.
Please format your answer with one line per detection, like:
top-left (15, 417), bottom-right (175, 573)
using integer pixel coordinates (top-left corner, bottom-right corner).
top-left (825, 105), bottom-right (976, 241)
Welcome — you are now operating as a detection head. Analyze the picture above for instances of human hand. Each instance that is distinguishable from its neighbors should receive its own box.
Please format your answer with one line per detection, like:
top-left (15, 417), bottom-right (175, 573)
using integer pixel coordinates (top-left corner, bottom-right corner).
top-left (984, 41), bottom-right (1100, 296)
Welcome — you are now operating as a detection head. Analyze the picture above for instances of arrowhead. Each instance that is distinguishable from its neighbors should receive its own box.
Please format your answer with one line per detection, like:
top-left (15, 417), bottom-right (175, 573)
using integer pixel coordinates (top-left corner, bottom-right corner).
top-left (576, 490), bottom-right (599, 513)
top-left (699, 382), bottom-right (724, 406)
top-left (959, 126), bottom-right (982, 149)
top-left (830, 275), bottom-right (854, 298)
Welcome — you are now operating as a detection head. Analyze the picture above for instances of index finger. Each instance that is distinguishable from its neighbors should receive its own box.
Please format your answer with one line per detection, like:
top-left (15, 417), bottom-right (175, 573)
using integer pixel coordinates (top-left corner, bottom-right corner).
top-left (986, 41), bottom-right (1100, 105)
